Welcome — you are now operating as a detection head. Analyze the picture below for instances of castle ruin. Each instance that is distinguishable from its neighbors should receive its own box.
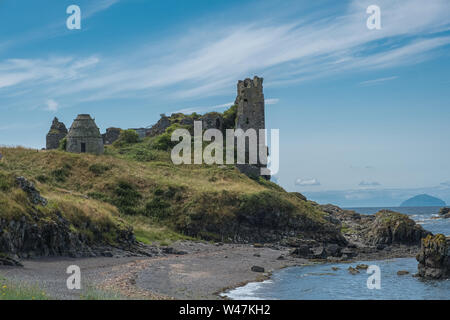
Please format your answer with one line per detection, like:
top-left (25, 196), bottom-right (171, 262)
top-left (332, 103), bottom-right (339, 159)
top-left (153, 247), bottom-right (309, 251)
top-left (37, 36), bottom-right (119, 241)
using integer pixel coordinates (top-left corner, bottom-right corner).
top-left (46, 117), bottom-right (68, 150)
top-left (66, 114), bottom-right (104, 154)
top-left (43, 77), bottom-right (269, 177)
top-left (234, 76), bottom-right (268, 178)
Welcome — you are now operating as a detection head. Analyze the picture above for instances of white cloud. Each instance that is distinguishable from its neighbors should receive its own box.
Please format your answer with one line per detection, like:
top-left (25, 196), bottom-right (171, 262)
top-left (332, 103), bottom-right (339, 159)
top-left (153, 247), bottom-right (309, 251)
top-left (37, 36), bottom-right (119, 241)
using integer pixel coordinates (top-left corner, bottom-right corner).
top-left (45, 99), bottom-right (59, 112)
top-left (1, 0), bottom-right (450, 107)
top-left (266, 99), bottom-right (279, 105)
top-left (359, 180), bottom-right (381, 186)
top-left (173, 102), bottom-right (234, 115)
top-left (359, 76), bottom-right (398, 86)
top-left (295, 178), bottom-right (321, 186)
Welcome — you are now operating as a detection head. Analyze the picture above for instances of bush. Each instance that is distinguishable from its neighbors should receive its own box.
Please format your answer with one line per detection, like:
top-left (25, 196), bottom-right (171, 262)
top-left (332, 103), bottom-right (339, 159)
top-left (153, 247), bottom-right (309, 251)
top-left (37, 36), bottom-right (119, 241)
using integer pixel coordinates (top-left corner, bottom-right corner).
top-left (112, 180), bottom-right (142, 215)
top-left (0, 172), bottom-right (12, 192)
top-left (51, 164), bottom-right (72, 182)
top-left (152, 123), bottom-right (191, 151)
top-left (113, 129), bottom-right (140, 147)
top-left (58, 137), bottom-right (67, 151)
top-left (89, 163), bottom-right (111, 175)
top-left (144, 197), bottom-right (171, 220)
top-left (222, 104), bottom-right (237, 130)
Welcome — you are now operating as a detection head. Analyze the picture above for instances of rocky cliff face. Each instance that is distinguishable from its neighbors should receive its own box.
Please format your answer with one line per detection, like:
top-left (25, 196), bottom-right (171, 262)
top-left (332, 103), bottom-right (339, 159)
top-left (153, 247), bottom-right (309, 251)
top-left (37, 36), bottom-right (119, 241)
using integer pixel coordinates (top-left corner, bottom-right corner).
top-left (416, 234), bottom-right (450, 279)
top-left (0, 176), bottom-right (137, 260)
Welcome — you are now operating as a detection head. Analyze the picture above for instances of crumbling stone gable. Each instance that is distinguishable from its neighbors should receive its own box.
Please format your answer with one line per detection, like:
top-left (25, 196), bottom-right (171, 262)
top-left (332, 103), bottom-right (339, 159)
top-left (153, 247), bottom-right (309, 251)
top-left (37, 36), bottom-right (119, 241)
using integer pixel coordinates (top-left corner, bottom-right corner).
top-left (102, 127), bottom-right (121, 145)
top-left (146, 114), bottom-right (171, 137)
top-left (46, 117), bottom-right (68, 150)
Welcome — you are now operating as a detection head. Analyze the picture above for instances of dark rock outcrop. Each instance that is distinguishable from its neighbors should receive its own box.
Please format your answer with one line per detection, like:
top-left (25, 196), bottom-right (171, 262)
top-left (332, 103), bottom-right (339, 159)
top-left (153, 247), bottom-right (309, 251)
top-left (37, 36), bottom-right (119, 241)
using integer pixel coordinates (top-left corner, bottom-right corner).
top-left (439, 207), bottom-right (450, 219)
top-left (16, 176), bottom-right (48, 206)
top-left (251, 266), bottom-right (265, 273)
top-left (416, 234), bottom-right (450, 279)
top-left (366, 210), bottom-right (431, 246)
top-left (146, 115), bottom-right (171, 137)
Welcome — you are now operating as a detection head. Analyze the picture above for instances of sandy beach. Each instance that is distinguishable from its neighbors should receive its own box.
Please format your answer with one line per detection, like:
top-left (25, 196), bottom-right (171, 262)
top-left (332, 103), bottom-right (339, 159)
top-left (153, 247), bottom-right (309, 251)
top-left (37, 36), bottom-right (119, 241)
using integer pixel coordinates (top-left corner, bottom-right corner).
top-left (0, 241), bottom-right (306, 300)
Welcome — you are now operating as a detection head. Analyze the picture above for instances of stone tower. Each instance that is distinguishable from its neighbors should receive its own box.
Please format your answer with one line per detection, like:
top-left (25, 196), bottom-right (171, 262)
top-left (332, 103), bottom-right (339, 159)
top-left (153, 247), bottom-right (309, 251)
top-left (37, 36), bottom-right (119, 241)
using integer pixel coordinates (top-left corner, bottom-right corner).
top-left (235, 76), bottom-right (265, 132)
top-left (66, 114), bottom-right (104, 154)
top-left (46, 117), bottom-right (68, 150)
top-left (234, 76), bottom-right (269, 177)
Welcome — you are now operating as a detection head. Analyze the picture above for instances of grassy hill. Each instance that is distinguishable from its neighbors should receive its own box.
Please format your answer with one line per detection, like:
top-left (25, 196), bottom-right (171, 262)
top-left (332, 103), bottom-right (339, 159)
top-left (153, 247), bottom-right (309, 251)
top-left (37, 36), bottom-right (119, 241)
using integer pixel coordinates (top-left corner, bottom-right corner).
top-left (0, 127), bottom-right (345, 256)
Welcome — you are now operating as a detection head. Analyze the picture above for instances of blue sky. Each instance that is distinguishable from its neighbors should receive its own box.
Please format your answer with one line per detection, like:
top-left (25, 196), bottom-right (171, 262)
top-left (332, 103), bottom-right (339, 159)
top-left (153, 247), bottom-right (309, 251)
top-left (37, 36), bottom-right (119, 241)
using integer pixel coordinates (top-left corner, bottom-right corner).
top-left (1, 0), bottom-right (449, 206)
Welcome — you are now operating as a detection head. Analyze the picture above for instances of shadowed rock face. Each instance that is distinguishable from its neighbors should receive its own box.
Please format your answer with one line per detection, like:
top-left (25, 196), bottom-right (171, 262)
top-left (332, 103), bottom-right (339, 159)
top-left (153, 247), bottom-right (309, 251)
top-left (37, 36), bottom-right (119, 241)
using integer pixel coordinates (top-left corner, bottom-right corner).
top-left (146, 115), bottom-right (171, 137)
top-left (46, 117), bottom-right (67, 150)
top-left (366, 210), bottom-right (431, 246)
top-left (416, 234), bottom-right (450, 279)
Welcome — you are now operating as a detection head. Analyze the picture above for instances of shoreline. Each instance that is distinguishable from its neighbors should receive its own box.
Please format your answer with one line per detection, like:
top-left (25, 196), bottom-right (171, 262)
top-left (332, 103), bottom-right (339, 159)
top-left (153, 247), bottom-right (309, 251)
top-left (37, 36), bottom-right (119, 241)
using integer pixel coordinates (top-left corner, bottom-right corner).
top-left (0, 241), bottom-right (421, 300)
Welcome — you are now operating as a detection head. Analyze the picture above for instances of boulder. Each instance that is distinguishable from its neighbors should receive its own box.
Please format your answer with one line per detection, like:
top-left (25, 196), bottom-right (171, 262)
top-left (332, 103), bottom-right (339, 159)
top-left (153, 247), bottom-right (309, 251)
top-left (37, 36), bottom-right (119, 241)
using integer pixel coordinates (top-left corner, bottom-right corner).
top-left (438, 207), bottom-right (450, 219)
top-left (251, 266), bottom-right (265, 273)
top-left (348, 266), bottom-right (360, 275)
top-left (416, 234), bottom-right (450, 279)
top-left (16, 176), bottom-right (47, 206)
top-left (367, 210), bottom-right (431, 246)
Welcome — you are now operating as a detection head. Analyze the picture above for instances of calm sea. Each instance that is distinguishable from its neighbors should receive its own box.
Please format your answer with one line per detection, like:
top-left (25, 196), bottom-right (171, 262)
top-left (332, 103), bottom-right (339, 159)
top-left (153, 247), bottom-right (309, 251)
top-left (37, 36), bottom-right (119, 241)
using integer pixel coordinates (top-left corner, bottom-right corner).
top-left (223, 206), bottom-right (450, 300)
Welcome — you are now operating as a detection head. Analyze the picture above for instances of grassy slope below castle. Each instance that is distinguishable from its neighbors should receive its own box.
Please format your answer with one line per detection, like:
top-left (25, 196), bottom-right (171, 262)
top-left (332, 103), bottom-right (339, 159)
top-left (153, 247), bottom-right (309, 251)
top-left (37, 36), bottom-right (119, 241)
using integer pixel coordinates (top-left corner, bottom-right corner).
top-left (0, 128), bottom-right (343, 252)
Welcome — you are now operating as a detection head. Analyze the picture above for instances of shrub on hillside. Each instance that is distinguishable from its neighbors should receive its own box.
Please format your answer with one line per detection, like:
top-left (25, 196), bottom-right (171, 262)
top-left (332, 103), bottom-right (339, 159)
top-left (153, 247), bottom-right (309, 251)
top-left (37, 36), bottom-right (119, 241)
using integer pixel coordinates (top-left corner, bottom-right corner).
top-left (113, 129), bottom-right (140, 147)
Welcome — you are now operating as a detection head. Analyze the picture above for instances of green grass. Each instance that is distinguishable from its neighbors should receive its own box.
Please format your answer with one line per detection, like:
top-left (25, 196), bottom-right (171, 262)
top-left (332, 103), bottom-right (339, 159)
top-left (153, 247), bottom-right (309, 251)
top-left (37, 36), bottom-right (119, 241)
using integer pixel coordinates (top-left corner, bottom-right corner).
top-left (79, 286), bottom-right (124, 300)
top-left (0, 109), bottom-right (336, 245)
top-left (0, 277), bottom-right (49, 300)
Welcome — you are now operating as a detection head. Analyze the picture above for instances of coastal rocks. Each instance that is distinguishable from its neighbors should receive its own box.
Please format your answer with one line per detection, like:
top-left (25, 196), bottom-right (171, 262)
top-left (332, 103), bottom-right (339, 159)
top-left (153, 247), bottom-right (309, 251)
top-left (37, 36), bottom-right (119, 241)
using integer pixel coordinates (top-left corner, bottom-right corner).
top-left (356, 264), bottom-right (369, 270)
top-left (0, 253), bottom-right (23, 267)
top-left (251, 266), bottom-right (265, 273)
top-left (16, 176), bottom-right (47, 206)
top-left (348, 266), bottom-right (360, 275)
top-left (162, 247), bottom-right (188, 255)
top-left (438, 207), bottom-right (450, 219)
top-left (416, 234), bottom-right (450, 279)
top-left (290, 243), bottom-right (347, 260)
top-left (366, 210), bottom-right (431, 246)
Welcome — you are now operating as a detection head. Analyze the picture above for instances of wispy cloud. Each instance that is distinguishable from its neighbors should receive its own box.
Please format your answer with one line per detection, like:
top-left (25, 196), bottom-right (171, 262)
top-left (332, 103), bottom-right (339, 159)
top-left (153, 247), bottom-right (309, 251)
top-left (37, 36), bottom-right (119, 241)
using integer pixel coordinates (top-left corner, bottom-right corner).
top-left (1, 0), bottom-right (450, 108)
top-left (174, 102), bottom-right (234, 114)
top-left (45, 99), bottom-right (59, 112)
top-left (359, 76), bottom-right (398, 86)
top-left (359, 180), bottom-right (381, 186)
top-left (295, 178), bottom-right (321, 186)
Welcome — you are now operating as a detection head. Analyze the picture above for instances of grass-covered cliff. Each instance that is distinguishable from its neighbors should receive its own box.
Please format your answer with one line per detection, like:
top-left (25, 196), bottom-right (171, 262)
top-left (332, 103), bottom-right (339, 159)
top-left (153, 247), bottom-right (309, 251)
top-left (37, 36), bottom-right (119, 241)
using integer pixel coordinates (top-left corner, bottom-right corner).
top-left (0, 127), bottom-right (346, 256)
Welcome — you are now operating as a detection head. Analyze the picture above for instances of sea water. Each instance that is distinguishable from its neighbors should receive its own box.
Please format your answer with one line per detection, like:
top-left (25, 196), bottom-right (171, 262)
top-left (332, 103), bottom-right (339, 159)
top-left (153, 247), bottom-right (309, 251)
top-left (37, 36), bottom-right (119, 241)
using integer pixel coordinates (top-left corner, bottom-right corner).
top-left (223, 207), bottom-right (450, 300)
